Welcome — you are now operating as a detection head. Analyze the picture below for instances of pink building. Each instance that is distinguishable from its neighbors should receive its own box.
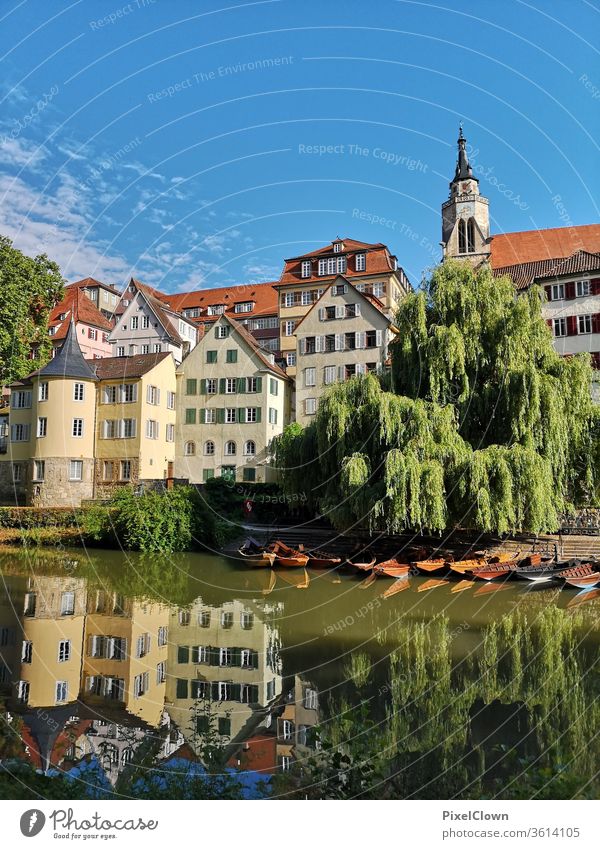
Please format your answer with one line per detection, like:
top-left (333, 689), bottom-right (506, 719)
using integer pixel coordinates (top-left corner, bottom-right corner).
top-left (48, 287), bottom-right (114, 359)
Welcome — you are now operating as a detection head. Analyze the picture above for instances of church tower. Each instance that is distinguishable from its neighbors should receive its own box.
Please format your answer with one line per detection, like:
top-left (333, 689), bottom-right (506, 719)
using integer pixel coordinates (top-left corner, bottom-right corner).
top-left (441, 126), bottom-right (490, 266)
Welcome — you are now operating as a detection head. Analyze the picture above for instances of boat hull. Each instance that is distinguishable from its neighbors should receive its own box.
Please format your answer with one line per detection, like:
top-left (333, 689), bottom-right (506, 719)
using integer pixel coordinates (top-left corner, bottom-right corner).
top-left (276, 554), bottom-right (309, 568)
top-left (237, 549), bottom-right (276, 568)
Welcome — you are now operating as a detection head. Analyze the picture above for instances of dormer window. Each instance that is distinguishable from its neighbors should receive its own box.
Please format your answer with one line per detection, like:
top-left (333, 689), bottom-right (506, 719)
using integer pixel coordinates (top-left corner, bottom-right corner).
top-left (234, 301), bottom-right (254, 314)
top-left (333, 241), bottom-right (344, 253)
top-left (317, 259), bottom-right (327, 276)
top-left (128, 284), bottom-right (135, 293)
top-left (355, 253), bottom-right (366, 272)
top-left (59, 313), bottom-right (66, 321)
top-left (301, 260), bottom-right (311, 278)
top-left (207, 304), bottom-right (225, 315)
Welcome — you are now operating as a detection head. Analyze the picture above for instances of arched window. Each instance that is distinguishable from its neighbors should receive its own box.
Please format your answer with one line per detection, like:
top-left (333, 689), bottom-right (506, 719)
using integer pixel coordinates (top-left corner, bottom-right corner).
top-left (458, 218), bottom-right (467, 254)
top-left (225, 440), bottom-right (236, 456)
top-left (244, 440), bottom-right (256, 456)
top-left (467, 218), bottom-right (476, 253)
top-left (184, 441), bottom-right (196, 456)
top-left (204, 440), bottom-right (215, 456)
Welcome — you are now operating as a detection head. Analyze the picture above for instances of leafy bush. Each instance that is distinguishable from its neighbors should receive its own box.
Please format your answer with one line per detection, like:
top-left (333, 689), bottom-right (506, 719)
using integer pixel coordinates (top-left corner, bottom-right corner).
top-left (0, 507), bottom-right (79, 528)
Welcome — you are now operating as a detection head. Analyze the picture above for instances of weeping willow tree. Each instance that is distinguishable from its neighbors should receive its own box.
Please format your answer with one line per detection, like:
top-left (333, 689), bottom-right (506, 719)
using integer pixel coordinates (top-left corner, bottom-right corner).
top-left (274, 261), bottom-right (597, 534)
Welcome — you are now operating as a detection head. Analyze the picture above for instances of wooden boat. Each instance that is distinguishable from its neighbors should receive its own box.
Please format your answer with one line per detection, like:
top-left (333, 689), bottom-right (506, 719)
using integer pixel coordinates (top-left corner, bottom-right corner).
top-left (417, 578), bottom-right (450, 592)
top-left (237, 546), bottom-right (276, 568)
top-left (267, 539), bottom-right (309, 568)
top-left (466, 562), bottom-right (518, 582)
top-left (345, 552), bottom-right (377, 572)
top-left (307, 549), bottom-right (341, 568)
top-left (556, 562), bottom-right (600, 589)
top-left (513, 558), bottom-right (574, 583)
top-left (448, 559), bottom-right (487, 577)
top-left (413, 558), bottom-right (450, 576)
top-left (567, 587), bottom-right (600, 608)
top-left (373, 558), bottom-right (411, 579)
top-left (382, 577), bottom-right (410, 599)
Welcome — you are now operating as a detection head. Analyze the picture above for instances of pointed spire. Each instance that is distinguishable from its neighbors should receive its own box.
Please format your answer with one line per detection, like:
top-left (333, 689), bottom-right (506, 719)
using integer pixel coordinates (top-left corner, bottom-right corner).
top-left (453, 124), bottom-right (475, 182)
top-left (39, 317), bottom-right (97, 381)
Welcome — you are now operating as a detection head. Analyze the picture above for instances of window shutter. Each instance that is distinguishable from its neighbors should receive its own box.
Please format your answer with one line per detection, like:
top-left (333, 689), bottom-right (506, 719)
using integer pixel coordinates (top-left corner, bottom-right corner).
top-left (237, 377), bottom-right (246, 393)
top-left (200, 379), bottom-right (206, 394)
top-left (232, 647), bottom-right (241, 667)
top-left (376, 329), bottom-right (383, 347)
top-left (219, 378), bottom-right (226, 394)
top-left (592, 313), bottom-right (600, 334)
top-left (355, 302), bottom-right (361, 316)
top-left (335, 304), bottom-right (345, 319)
top-left (565, 282), bottom-right (576, 300)
top-left (214, 327), bottom-right (220, 338)
top-left (217, 408), bottom-right (225, 424)
top-left (338, 365), bottom-right (345, 381)
top-left (591, 278), bottom-right (600, 295)
top-left (252, 650), bottom-right (259, 669)
top-left (211, 682), bottom-right (220, 700)
top-left (256, 377), bottom-right (262, 392)
top-left (238, 407), bottom-right (245, 423)
top-left (545, 285), bottom-right (552, 302)
top-left (546, 319), bottom-right (552, 329)
top-left (319, 307), bottom-right (325, 321)
top-left (355, 331), bottom-right (362, 349)
top-left (335, 334), bottom-right (343, 351)
top-left (231, 683), bottom-right (242, 702)
top-left (299, 338), bottom-right (306, 354)
top-left (199, 409), bottom-right (205, 424)
top-left (567, 315), bottom-right (578, 336)
top-left (255, 407), bottom-right (262, 423)
top-left (315, 335), bottom-right (322, 353)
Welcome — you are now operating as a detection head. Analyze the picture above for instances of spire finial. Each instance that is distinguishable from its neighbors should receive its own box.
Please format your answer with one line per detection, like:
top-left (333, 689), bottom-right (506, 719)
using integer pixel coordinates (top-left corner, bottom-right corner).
top-left (458, 122), bottom-right (464, 140)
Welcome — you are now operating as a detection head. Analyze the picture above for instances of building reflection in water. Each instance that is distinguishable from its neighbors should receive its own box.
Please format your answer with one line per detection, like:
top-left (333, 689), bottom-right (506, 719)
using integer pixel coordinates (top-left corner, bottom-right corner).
top-left (0, 572), bottom-right (320, 784)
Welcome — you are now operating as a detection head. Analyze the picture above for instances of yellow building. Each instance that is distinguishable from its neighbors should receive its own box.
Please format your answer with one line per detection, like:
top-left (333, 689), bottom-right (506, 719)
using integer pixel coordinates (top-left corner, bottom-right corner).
top-left (175, 315), bottom-right (292, 484)
top-left (82, 590), bottom-right (170, 728)
top-left (94, 352), bottom-right (177, 496)
top-left (0, 321), bottom-right (98, 506)
top-left (165, 597), bottom-right (283, 755)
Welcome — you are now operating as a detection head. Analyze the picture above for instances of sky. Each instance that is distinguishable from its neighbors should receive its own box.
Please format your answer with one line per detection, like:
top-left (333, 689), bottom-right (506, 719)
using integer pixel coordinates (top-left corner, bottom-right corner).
top-left (0, 0), bottom-right (598, 293)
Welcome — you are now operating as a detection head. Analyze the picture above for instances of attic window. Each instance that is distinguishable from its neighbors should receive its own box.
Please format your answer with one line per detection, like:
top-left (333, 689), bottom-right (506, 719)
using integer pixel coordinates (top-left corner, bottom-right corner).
top-left (301, 260), bottom-right (311, 278)
top-left (234, 302), bottom-right (254, 314)
top-left (207, 304), bottom-right (225, 315)
top-left (355, 253), bottom-right (366, 272)
top-left (128, 285), bottom-right (135, 293)
top-left (59, 313), bottom-right (66, 321)
top-left (333, 241), bottom-right (344, 253)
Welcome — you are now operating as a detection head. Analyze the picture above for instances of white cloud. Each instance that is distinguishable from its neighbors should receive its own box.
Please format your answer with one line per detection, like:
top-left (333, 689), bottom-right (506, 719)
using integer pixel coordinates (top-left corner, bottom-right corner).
top-left (0, 136), bottom-right (47, 167)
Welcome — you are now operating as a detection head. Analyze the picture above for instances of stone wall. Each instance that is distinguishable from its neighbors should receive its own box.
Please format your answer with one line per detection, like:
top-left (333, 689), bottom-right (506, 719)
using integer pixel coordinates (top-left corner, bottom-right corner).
top-left (93, 457), bottom-right (140, 500)
top-left (0, 461), bottom-right (27, 506)
top-left (27, 458), bottom-right (94, 508)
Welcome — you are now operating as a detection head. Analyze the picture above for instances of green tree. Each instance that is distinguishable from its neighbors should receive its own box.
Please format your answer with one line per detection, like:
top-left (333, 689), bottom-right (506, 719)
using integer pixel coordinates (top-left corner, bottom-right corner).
top-left (0, 235), bottom-right (64, 385)
top-left (274, 261), bottom-right (597, 534)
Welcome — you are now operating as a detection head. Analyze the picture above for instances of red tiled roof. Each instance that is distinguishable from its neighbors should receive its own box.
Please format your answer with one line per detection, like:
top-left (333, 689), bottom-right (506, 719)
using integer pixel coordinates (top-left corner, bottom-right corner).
top-left (226, 733), bottom-right (277, 774)
top-left (293, 276), bottom-right (389, 332)
top-left (66, 277), bottom-right (120, 294)
top-left (127, 278), bottom-right (192, 344)
top-left (49, 287), bottom-right (114, 339)
top-left (490, 224), bottom-right (600, 270)
top-left (280, 238), bottom-right (401, 285)
top-left (161, 281), bottom-right (278, 323)
top-left (493, 249), bottom-right (600, 290)
top-left (91, 351), bottom-right (172, 380)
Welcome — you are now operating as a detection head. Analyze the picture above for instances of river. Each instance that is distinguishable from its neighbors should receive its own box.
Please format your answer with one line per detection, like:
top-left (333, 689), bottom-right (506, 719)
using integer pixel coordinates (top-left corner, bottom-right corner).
top-left (1, 546), bottom-right (599, 799)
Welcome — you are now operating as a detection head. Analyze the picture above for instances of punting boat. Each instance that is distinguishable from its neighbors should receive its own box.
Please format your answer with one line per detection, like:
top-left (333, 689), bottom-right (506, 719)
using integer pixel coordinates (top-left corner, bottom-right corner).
top-left (373, 558), bottom-right (411, 579)
top-left (267, 540), bottom-right (309, 568)
top-left (513, 558), bottom-right (575, 583)
top-left (465, 561), bottom-right (520, 582)
top-left (346, 552), bottom-right (377, 572)
top-left (307, 549), bottom-right (341, 568)
top-left (238, 538), bottom-right (277, 568)
top-left (448, 558), bottom-right (487, 577)
top-left (556, 562), bottom-right (600, 589)
top-left (412, 558), bottom-right (450, 576)
top-left (567, 587), bottom-right (600, 608)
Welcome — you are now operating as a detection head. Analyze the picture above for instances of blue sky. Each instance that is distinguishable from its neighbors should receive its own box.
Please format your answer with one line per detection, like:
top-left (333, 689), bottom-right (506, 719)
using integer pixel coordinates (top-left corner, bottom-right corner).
top-left (0, 0), bottom-right (598, 292)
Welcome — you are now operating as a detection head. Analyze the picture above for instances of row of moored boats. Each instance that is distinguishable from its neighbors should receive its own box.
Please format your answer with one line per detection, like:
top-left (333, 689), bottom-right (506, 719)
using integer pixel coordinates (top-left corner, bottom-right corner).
top-left (238, 539), bottom-right (600, 591)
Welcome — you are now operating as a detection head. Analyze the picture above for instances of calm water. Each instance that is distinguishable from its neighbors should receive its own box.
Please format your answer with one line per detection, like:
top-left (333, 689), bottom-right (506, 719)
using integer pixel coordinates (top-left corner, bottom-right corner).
top-left (1, 547), bottom-right (599, 799)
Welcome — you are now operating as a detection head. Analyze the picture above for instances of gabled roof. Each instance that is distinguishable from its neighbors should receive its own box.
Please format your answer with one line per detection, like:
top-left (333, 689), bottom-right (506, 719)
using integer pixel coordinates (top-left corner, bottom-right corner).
top-left (493, 249), bottom-right (600, 290)
top-left (91, 351), bottom-right (172, 380)
top-left (161, 280), bottom-right (278, 322)
top-left (490, 224), bottom-right (600, 270)
top-left (293, 275), bottom-right (391, 333)
top-left (118, 278), bottom-right (193, 345)
top-left (39, 319), bottom-right (98, 381)
top-left (49, 287), bottom-right (113, 338)
top-left (203, 314), bottom-right (290, 380)
top-left (284, 238), bottom-right (386, 261)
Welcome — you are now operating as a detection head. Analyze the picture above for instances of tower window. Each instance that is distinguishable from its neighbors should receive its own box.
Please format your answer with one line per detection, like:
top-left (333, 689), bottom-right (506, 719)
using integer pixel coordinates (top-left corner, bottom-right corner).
top-left (467, 218), bottom-right (476, 253)
top-left (458, 219), bottom-right (467, 254)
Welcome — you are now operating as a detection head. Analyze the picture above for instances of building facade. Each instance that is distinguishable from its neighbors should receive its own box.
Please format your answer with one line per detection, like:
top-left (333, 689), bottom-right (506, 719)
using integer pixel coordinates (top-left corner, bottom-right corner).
top-left (110, 278), bottom-right (198, 364)
top-left (277, 238), bottom-right (410, 375)
top-left (294, 276), bottom-right (394, 425)
top-left (66, 277), bottom-right (121, 319)
top-left (174, 314), bottom-right (291, 484)
top-left (48, 286), bottom-right (114, 360)
top-left (93, 351), bottom-right (177, 497)
top-left (162, 281), bottom-right (280, 356)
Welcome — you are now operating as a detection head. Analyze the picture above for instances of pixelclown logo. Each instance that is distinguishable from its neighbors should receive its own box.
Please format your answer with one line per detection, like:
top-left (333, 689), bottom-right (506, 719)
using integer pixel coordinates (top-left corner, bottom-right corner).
top-left (19, 809), bottom-right (46, 837)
